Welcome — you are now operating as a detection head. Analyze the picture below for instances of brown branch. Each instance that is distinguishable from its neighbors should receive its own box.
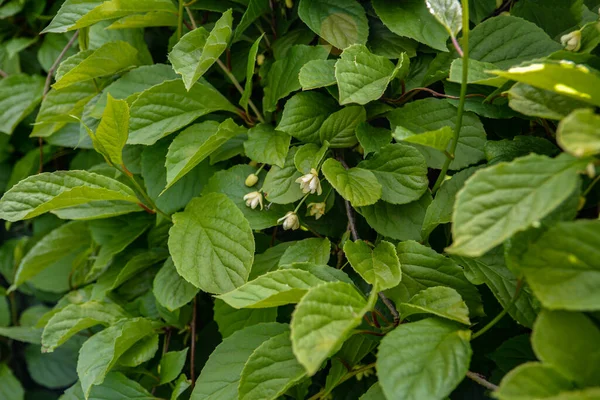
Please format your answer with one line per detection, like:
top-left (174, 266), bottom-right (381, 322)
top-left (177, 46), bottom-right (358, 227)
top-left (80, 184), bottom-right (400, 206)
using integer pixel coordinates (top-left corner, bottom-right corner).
top-left (466, 371), bottom-right (499, 391)
top-left (43, 30), bottom-right (79, 97)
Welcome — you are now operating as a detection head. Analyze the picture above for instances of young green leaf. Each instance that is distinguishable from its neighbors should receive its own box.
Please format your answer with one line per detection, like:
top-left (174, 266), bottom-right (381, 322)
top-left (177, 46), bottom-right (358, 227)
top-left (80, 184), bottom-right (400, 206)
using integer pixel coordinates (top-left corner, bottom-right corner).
top-left (168, 193), bottom-right (255, 294)
top-left (279, 238), bottom-right (331, 266)
top-left (377, 318), bottom-right (472, 400)
top-left (168, 10), bottom-right (233, 90)
top-left (355, 122), bottom-right (392, 156)
top-left (233, 0), bottom-right (269, 42)
top-left (70, 0), bottom-right (178, 30)
top-left (0, 74), bottom-right (44, 135)
top-left (240, 34), bottom-right (264, 111)
top-left (239, 331), bottom-right (306, 400)
top-left (244, 124), bottom-right (291, 168)
top-left (299, 59), bottom-right (336, 90)
top-left (41, 0), bottom-right (104, 33)
top-left (0, 170), bottom-right (140, 222)
top-left (557, 108), bottom-right (600, 157)
top-left (159, 348), bottom-right (188, 385)
top-left (495, 362), bottom-right (576, 400)
top-left (394, 126), bottom-right (454, 152)
top-left (321, 158), bottom-right (382, 207)
top-left (399, 287), bottom-right (470, 325)
top-left (319, 105), bottom-right (365, 148)
top-left (448, 153), bottom-right (586, 257)
top-left (343, 240), bottom-right (401, 290)
top-left (426, 0), bottom-right (462, 38)
top-left (118, 333), bottom-right (159, 367)
top-left (277, 92), bottom-right (339, 144)
top-left (298, 0), bottom-right (368, 50)
top-left (89, 94), bottom-right (129, 167)
top-left (262, 147), bottom-right (305, 204)
top-left (153, 258), bottom-right (199, 311)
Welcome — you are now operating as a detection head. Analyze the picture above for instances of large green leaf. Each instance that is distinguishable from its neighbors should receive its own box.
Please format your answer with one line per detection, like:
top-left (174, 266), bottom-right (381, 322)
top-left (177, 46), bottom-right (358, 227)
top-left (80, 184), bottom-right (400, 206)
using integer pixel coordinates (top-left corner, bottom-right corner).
top-left (75, 0), bottom-right (177, 28)
top-left (153, 258), bottom-right (199, 311)
top-left (532, 310), bottom-right (600, 386)
top-left (0, 74), bottom-right (44, 135)
top-left (506, 82), bottom-right (589, 120)
top-left (355, 122), bottom-right (392, 156)
top-left (191, 323), bottom-right (288, 399)
top-left (291, 281), bottom-right (373, 375)
top-left (399, 287), bottom-right (470, 325)
top-left (358, 143), bottom-right (428, 205)
top-left (168, 193), bottom-right (254, 294)
top-left (298, 0), bottom-right (368, 49)
top-left (520, 220), bottom-right (600, 311)
top-left (372, 0), bottom-right (449, 52)
top-left (495, 362), bottom-right (576, 400)
top-left (243, 124), bottom-right (291, 168)
top-left (53, 41), bottom-right (139, 90)
top-left (239, 331), bottom-right (306, 400)
top-left (128, 79), bottom-right (237, 145)
top-left (0, 170), bottom-right (140, 222)
top-left (25, 339), bottom-right (79, 389)
top-left (77, 318), bottom-right (156, 396)
top-left (168, 10), bottom-right (233, 90)
top-left (42, 0), bottom-right (104, 33)
top-left (491, 61), bottom-right (600, 107)
top-left (387, 98), bottom-right (486, 170)
top-left (512, 0), bottom-right (583, 38)
top-left (279, 238), bottom-right (331, 267)
top-left (63, 371), bottom-right (159, 399)
top-left (468, 16), bottom-right (562, 69)
top-left (557, 108), bottom-right (600, 158)
top-left (88, 94), bottom-right (129, 167)
top-left (165, 119), bottom-right (245, 189)
top-left (343, 240), bottom-right (401, 290)
top-left (377, 318), bottom-right (472, 400)
top-left (319, 105), bottom-right (365, 148)
top-left (0, 364), bottom-right (24, 400)
top-left (217, 269), bottom-right (326, 309)
top-left (321, 158), bottom-right (381, 207)
top-left (42, 301), bottom-right (127, 352)
top-left (299, 59), bottom-right (336, 90)
top-left (263, 45), bottom-right (330, 112)
top-left (277, 92), bottom-right (339, 144)
top-left (448, 154), bottom-right (586, 257)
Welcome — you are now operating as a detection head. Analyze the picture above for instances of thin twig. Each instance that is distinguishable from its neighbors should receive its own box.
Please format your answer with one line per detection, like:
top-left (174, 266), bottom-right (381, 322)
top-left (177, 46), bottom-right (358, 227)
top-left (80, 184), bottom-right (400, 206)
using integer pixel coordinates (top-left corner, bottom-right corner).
top-left (43, 30), bottom-right (79, 97)
top-left (0, 69), bottom-right (7, 78)
top-left (190, 296), bottom-right (198, 387)
top-left (177, 0), bottom-right (184, 40)
top-left (344, 200), bottom-right (360, 241)
top-left (185, 7), bottom-right (198, 29)
top-left (451, 36), bottom-right (464, 57)
top-left (466, 371), bottom-right (499, 391)
top-left (216, 59), bottom-right (265, 124)
top-left (378, 292), bottom-right (400, 325)
top-left (472, 279), bottom-right (523, 340)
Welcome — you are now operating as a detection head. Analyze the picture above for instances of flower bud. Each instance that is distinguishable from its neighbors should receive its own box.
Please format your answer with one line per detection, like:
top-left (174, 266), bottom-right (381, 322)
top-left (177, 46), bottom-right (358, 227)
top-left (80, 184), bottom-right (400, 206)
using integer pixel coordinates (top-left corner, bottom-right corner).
top-left (245, 173), bottom-right (259, 187)
top-left (285, 0), bottom-right (293, 8)
top-left (257, 54), bottom-right (265, 66)
top-left (561, 30), bottom-right (582, 52)
top-left (295, 168), bottom-right (322, 195)
top-left (277, 211), bottom-right (300, 230)
top-left (243, 191), bottom-right (263, 210)
top-left (307, 202), bottom-right (326, 220)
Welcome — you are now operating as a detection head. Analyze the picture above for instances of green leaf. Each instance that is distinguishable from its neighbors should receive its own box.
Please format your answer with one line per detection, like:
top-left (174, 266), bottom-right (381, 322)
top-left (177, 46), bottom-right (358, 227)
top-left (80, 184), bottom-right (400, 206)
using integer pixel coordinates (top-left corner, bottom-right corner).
top-left (321, 158), bottom-right (382, 207)
top-left (0, 74), bottom-right (44, 135)
top-left (159, 348), bottom-right (188, 385)
top-left (53, 41), bottom-right (139, 90)
top-left (42, 301), bottom-right (127, 352)
top-left (291, 281), bottom-right (373, 375)
top-left (451, 247), bottom-right (538, 327)
top-left (153, 258), bottom-right (199, 311)
top-left (217, 269), bottom-right (326, 309)
top-left (191, 323), bottom-right (288, 399)
top-left (0, 326), bottom-right (42, 344)
top-left (277, 92), bottom-right (339, 144)
top-left (488, 335), bottom-right (536, 374)
top-left (448, 153), bottom-right (586, 257)
top-left (293, 143), bottom-right (329, 174)
top-left (532, 310), bottom-right (600, 386)
top-left (233, 0), bottom-right (269, 42)
top-left (262, 147), bottom-right (305, 204)
top-left (128, 79), bottom-right (237, 145)
top-left (168, 10), bottom-right (233, 90)
top-left (299, 59), bottom-right (336, 90)
top-left (72, 0), bottom-right (178, 30)
top-left (0, 364), bottom-right (24, 400)
top-left (386, 241), bottom-right (483, 317)
top-left (512, 0), bottom-right (583, 38)
top-left (507, 82), bottom-right (590, 120)
top-left (319, 105), bottom-right (365, 148)
top-left (469, 16), bottom-right (561, 69)
top-left (372, 0), bottom-right (450, 52)
top-left (42, 0), bottom-right (103, 33)
top-left (485, 136), bottom-right (559, 164)
top-left (519, 220), bottom-right (600, 311)
top-left (213, 299), bottom-right (277, 338)
top-left (298, 0), bottom-right (368, 50)
top-left (343, 240), bottom-right (401, 290)
top-left (279, 238), bottom-right (331, 266)
top-left (495, 362), bottom-right (576, 400)
top-left (165, 119), bottom-right (245, 189)
top-left (355, 122), bottom-right (392, 156)
top-left (77, 317), bottom-right (156, 396)
top-left (263, 45), bottom-right (330, 112)
top-left (426, 0), bottom-right (462, 38)
top-left (168, 193), bottom-right (254, 294)
top-left (394, 126), bottom-right (454, 152)
top-left (12, 221), bottom-right (91, 291)
top-left (89, 94), bottom-right (129, 167)
top-left (117, 333), bottom-right (159, 367)
top-left (399, 287), bottom-right (470, 325)
top-left (358, 143), bottom-right (428, 205)
top-left (0, 170), bottom-right (140, 222)
top-left (107, 11), bottom-right (179, 29)
top-left (377, 318), bottom-right (472, 400)
top-left (240, 34), bottom-right (264, 112)
top-left (448, 58), bottom-right (506, 87)
top-left (490, 61), bottom-right (600, 107)
top-left (335, 45), bottom-right (401, 105)
top-left (358, 194), bottom-right (432, 241)
top-left (557, 108), bottom-right (600, 158)
top-left (243, 124), bottom-right (291, 168)
top-left (239, 331), bottom-right (306, 400)
top-left (367, 19), bottom-right (418, 59)
top-left (360, 383), bottom-right (384, 400)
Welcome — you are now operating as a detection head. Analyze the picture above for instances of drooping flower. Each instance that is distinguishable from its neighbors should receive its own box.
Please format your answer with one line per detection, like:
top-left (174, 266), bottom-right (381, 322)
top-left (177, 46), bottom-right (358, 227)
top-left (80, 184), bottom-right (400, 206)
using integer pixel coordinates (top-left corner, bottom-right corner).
top-left (295, 168), bottom-right (322, 195)
top-left (245, 173), bottom-right (259, 187)
top-left (307, 202), bottom-right (326, 220)
top-left (243, 191), bottom-right (263, 210)
top-left (561, 30), bottom-right (582, 52)
top-left (277, 211), bottom-right (300, 230)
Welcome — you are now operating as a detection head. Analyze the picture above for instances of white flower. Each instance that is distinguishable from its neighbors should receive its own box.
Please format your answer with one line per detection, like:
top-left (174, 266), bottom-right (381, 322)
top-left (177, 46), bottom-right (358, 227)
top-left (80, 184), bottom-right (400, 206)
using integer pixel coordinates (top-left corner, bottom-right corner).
top-left (295, 168), bottom-right (322, 195)
top-left (243, 191), bottom-right (263, 210)
top-left (561, 30), bottom-right (582, 52)
top-left (245, 173), bottom-right (259, 187)
top-left (277, 211), bottom-right (300, 230)
top-left (307, 202), bottom-right (326, 220)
